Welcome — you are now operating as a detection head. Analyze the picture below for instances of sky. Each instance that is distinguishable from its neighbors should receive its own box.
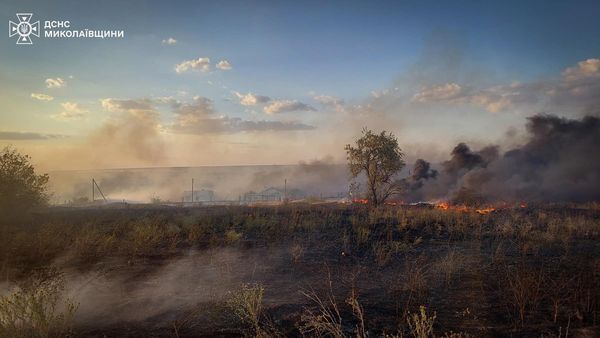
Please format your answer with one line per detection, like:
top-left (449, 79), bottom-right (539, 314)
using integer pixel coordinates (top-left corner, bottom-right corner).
top-left (1, 0), bottom-right (599, 170)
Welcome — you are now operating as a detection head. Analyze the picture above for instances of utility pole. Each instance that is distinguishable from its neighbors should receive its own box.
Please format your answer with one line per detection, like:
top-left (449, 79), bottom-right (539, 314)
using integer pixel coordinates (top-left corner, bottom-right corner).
top-left (284, 179), bottom-right (287, 201)
top-left (191, 178), bottom-right (194, 204)
top-left (92, 178), bottom-right (107, 202)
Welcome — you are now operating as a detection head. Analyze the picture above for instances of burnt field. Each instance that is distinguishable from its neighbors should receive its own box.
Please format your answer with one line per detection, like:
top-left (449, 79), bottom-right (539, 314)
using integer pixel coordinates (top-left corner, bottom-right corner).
top-left (1, 203), bottom-right (599, 337)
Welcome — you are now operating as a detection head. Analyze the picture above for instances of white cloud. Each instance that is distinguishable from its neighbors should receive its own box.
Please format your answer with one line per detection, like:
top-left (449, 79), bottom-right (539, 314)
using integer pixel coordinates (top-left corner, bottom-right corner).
top-left (562, 58), bottom-right (600, 82)
top-left (313, 95), bottom-right (345, 112)
top-left (154, 96), bottom-right (181, 108)
top-left (234, 92), bottom-right (271, 106)
top-left (31, 93), bottom-right (54, 101)
top-left (408, 59), bottom-right (600, 114)
top-left (216, 60), bottom-right (232, 70)
top-left (0, 131), bottom-right (67, 140)
top-left (469, 92), bottom-right (514, 113)
top-left (171, 96), bottom-right (314, 134)
top-left (52, 102), bottom-right (88, 121)
top-left (162, 37), bottom-right (177, 45)
top-left (45, 77), bottom-right (66, 89)
top-left (101, 98), bottom-right (158, 119)
top-left (175, 57), bottom-right (211, 73)
top-left (371, 89), bottom-right (389, 98)
top-left (263, 100), bottom-right (316, 114)
top-left (410, 81), bottom-right (538, 113)
top-left (411, 83), bottom-right (463, 103)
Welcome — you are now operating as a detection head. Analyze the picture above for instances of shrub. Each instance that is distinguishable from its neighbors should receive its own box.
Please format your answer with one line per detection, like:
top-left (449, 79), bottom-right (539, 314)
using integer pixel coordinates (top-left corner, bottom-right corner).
top-left (0, 269), bottom-right (78, 337)
top-left (504, 265), bottom-right (545, 326)
top-left (224, 229), bottom-right (243, 245)
top-left (373, 241), bottom-right (393, 267)
top-left (0, 147), bottom-right (49, 222)
top-left (407, 305), bottom-right (436, 338)
top-left (289, 242), bottom-right (304, 263)
top-left (299, 288), bottom-right (344, 338)
top-left (228, 283), bottom-right (265, 336)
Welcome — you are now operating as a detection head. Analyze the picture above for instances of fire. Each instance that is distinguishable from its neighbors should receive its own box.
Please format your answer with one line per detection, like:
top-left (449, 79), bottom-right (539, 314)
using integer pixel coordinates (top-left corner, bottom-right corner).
top-left (475, 207), bottom-right (496, 215)
top-left (436, 202), bottom-right (450, 210)
top-left (351, 199), bottom-right (528, 212)
top-left (435, 200), bottom-right (494, 214)
top-left (436, 202), bottom-right (470, 212)
top-left (433, 200), bottom-right (529, 214)
top-left (454, 205), bottom-right (470, 212)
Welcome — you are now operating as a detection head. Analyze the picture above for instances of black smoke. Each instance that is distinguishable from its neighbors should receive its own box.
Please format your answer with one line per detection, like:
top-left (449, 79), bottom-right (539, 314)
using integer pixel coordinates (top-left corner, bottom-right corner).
top-left (442, 143), bottom-right (498, 176)
top-left (406, 114), bottom-right (600, 203)
top-left (412, 159), bottom-right (438, 181)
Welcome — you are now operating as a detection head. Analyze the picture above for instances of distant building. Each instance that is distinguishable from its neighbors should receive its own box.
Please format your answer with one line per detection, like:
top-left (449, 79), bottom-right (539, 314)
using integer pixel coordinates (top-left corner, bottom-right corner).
top-left (243, 187), bottom-right (284, 202)
top-left (183, 189), bottom-right (215, 202)
top-left (242, 187), bottom-right (307, 203)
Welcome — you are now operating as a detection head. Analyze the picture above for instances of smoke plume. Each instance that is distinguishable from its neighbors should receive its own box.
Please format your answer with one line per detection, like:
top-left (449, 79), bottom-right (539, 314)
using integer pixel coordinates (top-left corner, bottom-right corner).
top-left (407, 114), bottom-right (600, 203)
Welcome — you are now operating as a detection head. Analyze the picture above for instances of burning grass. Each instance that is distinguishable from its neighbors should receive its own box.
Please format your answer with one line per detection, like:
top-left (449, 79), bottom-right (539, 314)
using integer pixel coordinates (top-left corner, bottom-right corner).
top-left (0, 203), bottom-right (598, 336)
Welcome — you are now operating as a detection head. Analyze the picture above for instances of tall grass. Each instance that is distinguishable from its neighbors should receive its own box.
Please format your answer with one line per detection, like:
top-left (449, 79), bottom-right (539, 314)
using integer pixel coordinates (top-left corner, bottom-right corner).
top-left (0, 269), bottom-right (78, 338)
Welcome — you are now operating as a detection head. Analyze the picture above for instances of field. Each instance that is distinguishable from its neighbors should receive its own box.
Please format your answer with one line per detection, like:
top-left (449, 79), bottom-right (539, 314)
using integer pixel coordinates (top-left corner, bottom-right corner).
top-left (1, 203), bottom-right (599, 337)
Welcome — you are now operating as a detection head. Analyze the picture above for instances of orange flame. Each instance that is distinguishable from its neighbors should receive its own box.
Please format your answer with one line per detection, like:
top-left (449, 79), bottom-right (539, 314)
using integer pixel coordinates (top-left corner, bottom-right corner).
top-left (475, 207), bottom-right (496, 215)
top-left (435, 201), bottom-right (470, 212)
top-left (435, 201), bottom-right (500, 214)
top-left (436, 202), bottom-right (450, 210)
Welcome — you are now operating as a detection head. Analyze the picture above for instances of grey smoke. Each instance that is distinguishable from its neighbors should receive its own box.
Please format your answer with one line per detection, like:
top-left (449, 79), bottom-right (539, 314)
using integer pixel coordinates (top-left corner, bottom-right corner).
top-left (409, 114), bottom-right (600, 203)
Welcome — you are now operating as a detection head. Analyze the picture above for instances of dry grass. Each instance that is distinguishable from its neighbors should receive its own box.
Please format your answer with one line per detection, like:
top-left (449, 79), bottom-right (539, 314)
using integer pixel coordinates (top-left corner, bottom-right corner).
top-left (0, 204), bottom-right (598, 336)
top-left (346, 288), bottom-right (367, 338)
top-left (407, 305), bottom-right (436, 338)
top-left (0, 269), bottom-right (78, 338)
top-left (227, 283), bottom-right (266, 337)
top-left (289, 242), bottom-right (304, 263)
top-left (434, 248), bottom-right (465, 287)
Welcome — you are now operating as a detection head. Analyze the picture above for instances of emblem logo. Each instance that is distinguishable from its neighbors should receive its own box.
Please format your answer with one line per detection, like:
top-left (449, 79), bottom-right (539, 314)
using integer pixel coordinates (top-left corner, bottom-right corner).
top-left (9, 13), bottom-right (40, 45)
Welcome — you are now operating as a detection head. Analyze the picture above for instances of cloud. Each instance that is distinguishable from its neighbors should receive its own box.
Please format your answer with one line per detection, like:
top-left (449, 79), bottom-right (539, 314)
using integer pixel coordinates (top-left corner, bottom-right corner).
top-left (409, 82), bottom-right (536, 113)
top-left (216, 60), bottom-right (232, 70)
top-left (410, 82), bottom-right (515, 113)
top-left (313, 95), bottom-right (345, 112)
top-left (171, 96), bottom-right (314, 134)
top-left (31, 93), bottom-right (54, 101)
top-left (51, 102), bottom-right (88, 121)
top-left (408, 58), bottom-right (600, 114)
top-left (45, 77), bottom-right (66, 88)
top-left (101, 98), bottom-right (155, 113)
top-left (0, 131), bottom-right (67, 140)
top-left (549, 58), bottom-right (600, 114)
top-left (469, 90), bottom-right (514, 113)
top-left (263, 100), bottom-right (316, 114)
top-left (411, 83), bottom-right (463, 103)
top-left (224, 119), bottom-right (314, 132)
top-left (175, 57), bottom-right (210, 73)
top-left (233, 92), bottom-right (271, 106)
top-left (562, 58), bottom-right (600, 82)
top-left (153, 96), bottom-right (181, 108)
top-left (161, 37), bottom-right (177, 45)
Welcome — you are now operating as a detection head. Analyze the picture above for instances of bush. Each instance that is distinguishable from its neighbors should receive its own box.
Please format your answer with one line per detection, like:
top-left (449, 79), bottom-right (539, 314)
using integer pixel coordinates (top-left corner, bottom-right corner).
top-left (227, 283), bottom-right (265, 336)
top-left (0, 147), bottom-right (49, 222)
top-left (0, 269), bottom-right (78, 337)
top-left (407, 305), bottom-right (436, 338)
